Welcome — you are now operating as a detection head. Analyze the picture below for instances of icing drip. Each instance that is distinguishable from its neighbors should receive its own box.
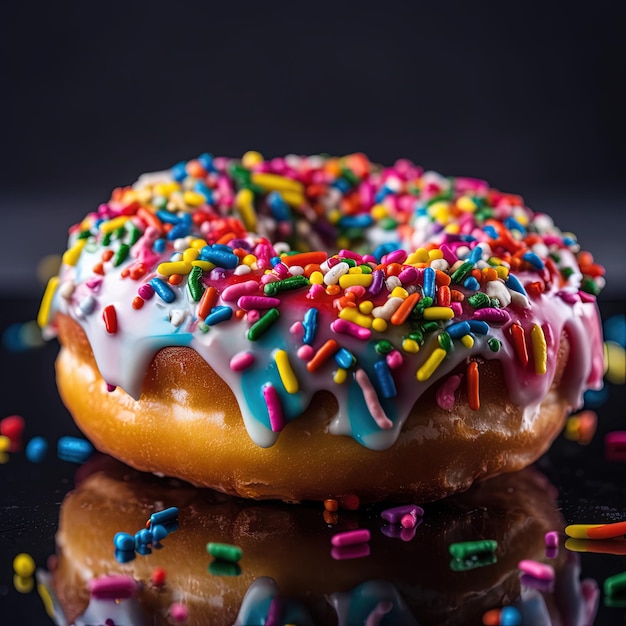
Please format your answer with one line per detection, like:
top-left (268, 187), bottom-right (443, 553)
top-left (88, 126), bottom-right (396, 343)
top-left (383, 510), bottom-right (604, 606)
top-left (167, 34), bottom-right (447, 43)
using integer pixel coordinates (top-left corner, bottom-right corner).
top-left (41, 152), bottom-right (606, 451)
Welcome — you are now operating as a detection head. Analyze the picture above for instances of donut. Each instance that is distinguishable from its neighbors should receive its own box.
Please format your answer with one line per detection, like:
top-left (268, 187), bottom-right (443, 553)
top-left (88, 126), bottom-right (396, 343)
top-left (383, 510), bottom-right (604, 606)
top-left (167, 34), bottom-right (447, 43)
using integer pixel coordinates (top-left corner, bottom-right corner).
top-left (39, 152), bottom-right (606, 502)
top-left (42, 455), bottom-right (598, 626)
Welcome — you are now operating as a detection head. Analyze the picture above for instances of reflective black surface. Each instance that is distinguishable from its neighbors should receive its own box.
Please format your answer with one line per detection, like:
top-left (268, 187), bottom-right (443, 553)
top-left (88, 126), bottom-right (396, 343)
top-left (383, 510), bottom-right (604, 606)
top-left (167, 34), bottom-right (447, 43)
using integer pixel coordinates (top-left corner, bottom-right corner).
top-left (0, 297), bottom-right (624, 625)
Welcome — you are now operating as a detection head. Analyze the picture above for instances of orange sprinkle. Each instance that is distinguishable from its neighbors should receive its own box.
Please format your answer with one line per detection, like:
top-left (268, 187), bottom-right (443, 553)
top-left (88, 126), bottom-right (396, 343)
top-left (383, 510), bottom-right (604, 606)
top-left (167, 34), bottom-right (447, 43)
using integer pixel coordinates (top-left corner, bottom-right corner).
top-left (482, 267), bottom-right (498, 282)
top-left (93, 262), bottom-right (104, 276)
top-left (527, 281), bottom-right (544, 297)
top-left (130, 263), bottom-right (147, 280)
top-left (137, 206), bottom-right (163, 233)
top-left (509, 322), bottom-right (529, 366)
top-left (326, 284), bottom-right (341, 296)
top-left (343, 152), bottom-right (370, 178)
top-left (435, 270), bottom-right (451, 286)
top-left (185, 159), bottom-right (206, 178)
top-left (324, 498), bottom-right (339, 512)
top-left (197, 286), bottom-right (218, 319)
top-left (303, 263), bottom-right (321, 277)
top-left (282, 251), bottom-right (328, 267)
top-left (306, 339), bottom-right (339, 373)
top-left (168, 274), bottom-right (184, 286)
top-left (323, 510), bottom-right (338, 525)
top-left (102, 249), bottom-right (114, 262)
top-left (450, 289), bottom-right (465, 302)
top-left (467, 361), bottom-right (480, 411)
top-left (471, 269), bottom-right (482, 281)
top-left (437, 284), bottom-right (451, 307)
top-left (120, 268), bottom-right (130, 278)
top-left (132, 296), bottom-right (144, 310)
top-left (216, 232), bottom-right (236, 245)
top-left (385, 262), bottom-right (402, 277)
top-left (235, 309), bottom-right (246, 320)
top-left (390, 292), bottom-right (420, 325)
top-left (577, 251), bottom-right (594, 267)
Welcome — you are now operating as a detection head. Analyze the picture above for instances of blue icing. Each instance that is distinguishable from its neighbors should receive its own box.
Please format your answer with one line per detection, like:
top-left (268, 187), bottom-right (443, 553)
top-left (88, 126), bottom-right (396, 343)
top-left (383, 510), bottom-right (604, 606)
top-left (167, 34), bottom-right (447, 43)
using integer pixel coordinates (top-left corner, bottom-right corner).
top-left (344, 581), bottom-right (419, 626)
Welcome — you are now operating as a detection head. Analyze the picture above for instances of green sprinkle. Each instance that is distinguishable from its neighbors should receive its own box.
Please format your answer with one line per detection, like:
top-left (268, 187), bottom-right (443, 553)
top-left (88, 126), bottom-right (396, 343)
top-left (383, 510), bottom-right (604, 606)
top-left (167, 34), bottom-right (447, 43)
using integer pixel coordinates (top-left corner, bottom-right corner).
top-left (580, 277), bottom-right (600, 296)
top-left (248, 308), bottom-right (280, 341)
top-left (375, 340), bottom-right (394, 355)
top-left (341, 258), bottom-right (357, 268)
top-left (207, 542), bottom-right (243, 563)
top-left (449, 553), bottom-right (497, 572)
top-left (604, 571), bottom-right (626, 597)
top-left (468, 292), bottom-right (491, 309)
top-left (197, 321), bottom-right (209, 334)
top-left (490, 297), bottom-right (502, 309)
top-left (77, 230), bottom-right (92, 240)
top-left (488, 338), bottom-right (501, 352)
top-left (449, 539), bottom-right (497, 560)
top-left (153, 196), bottom-right (168, 210)
top-left (560, 266), bottom-right (575, 279)
top-left (208, 561), bottom-right (242, 577)
top-left (112, 243), bottom-right (130, 267)
top-left (438, 331), bottom-right (453, 352)
top-left (450, 261), bottom-right (474, 283)
top-left (187, 265), bottom-right (205, 302)
top-left (358, 264), bottom-right (372, 274)
top-left (421, 321), bottom-right (439, 334)
top-left (115, 226), bottom-right (126, 240)
top-left (102, 232), bottom-right (112, 247)
top-left (340, 168), bottom-right (360, 186)
top-left (408, 329), bottom-right (424, 345)
top-left (264, 275), bottom-right (309, 296)
top-left (125, 222), bottom-right (141, 245)
top-left (380, 217), bottom-right (398, 231)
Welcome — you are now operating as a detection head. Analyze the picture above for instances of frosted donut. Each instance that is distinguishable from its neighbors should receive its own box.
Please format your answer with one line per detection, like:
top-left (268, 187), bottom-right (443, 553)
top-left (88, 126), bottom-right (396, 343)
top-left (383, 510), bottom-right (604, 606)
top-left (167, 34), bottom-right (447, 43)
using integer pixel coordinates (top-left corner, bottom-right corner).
top-left (39, 152), bottom-right (606, 502)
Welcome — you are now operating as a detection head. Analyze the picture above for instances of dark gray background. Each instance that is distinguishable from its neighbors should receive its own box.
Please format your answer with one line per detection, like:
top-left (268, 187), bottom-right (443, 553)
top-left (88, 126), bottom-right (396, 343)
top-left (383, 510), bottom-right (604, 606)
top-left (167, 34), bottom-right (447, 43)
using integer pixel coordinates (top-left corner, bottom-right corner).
top-left (1, 1), bottom-right (624, 296)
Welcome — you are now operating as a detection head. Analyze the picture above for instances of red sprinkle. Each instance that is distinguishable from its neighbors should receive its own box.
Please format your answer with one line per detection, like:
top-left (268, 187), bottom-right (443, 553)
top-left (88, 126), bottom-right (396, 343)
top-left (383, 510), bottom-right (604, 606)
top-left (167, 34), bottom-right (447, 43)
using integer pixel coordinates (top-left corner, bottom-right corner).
top-left (103, 305), bottom-right (118, 334)
top-left (0, 415), bottom-right (25, 443)
top-left (151, 567), bottom-right (167, 586)
top-left (467, 361), bottom-right (480, 411)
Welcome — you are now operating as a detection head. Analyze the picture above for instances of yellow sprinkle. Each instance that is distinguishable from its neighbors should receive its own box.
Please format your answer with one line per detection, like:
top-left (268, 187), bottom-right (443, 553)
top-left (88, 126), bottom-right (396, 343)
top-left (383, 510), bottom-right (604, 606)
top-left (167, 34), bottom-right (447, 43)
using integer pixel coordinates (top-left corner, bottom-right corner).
top-left (279, 189), bottom-right (305, 207)
top-left (338, 308), bottom-right (372, 328)
top-left (157, 261), bottom-right (192, 276)
top-left (406, 248), bottom-right (430, 264)
top-left (275, 349), bottom-right (299, 394)
top-left (461, 334), bottom-right (475, 349)
top-left (0, 452), bottom-right (8, 464)
top-left (0, 435), bottom-right (11, 453)
top-left (531, 323), bottom-right (547, 374)
top-left (402, 338), bottom-right (420, 353)
top-left (495, 266), bottom-right (509, 279)
top-left (422, 306), bottom-right (455, 321)
top-left (135, 188), bottom-right (152, 204)
top-left (37, 276), bottom-right (59, 328)
top-left (444, 223), bottom-right (460, 235)
top-left (121, 189), bottom-right (138, 204)
top-left (190, 238), bottom-right (208, 249)
top-left (154, 182), bottom-right (180, 197)
top-left (347, 266), bottom-right (363, 274)
top-left (427, 201), bottom-right (450, 224)
top-left (372, 318), bottom-right (388, 333)
top-left (564, 524), bottom-right (603, 539)
top-left (235, 188), bottom-right (257, 231)
top-left (336, 236), bottom-right (350, 250)
top-left (605, 341), bottom-right (626, 385)
top-left (339, 274), bottom-right (373, 289)
top-left (333, 368), bottom-right (348, 384)
top-left (428, 249), bottom-right (444, 260)
top-left (309, 271), bottom-right (324, 285)
top-left (370, 204), bottom-right (388, 220)
top-left (183, 191), bottom-right (207, 207)
top-left (251, 172), bottom-right (304, 194)
top-left (416, 347), bottom-right (447, 381)
top-left (328, 209), bottom-right (341, 224)
top-left (564, 416), bottom-right (580, 440)
top-left (456, 195), bottom-right (477, 212)
top-left (390, 286), bottom-right (409, 299)
top-left (38, 582), bottom-right (55, 618)
top-left (183, 247), bottom-right (199, 262)
top-left (242, 254), bottom-right (257, 267)
top-left (242, 150), bottom-right (264, 168)
top-left (99, 216), bottom-right (130, 234)
top-left (191, 260), bottom-right (215, 271)
top-left (359, 300), bottom-right (374, 315)
top-left (13, 574), bottom-right (33, 594)
top-left (62, 239), bottom-right (86, 267)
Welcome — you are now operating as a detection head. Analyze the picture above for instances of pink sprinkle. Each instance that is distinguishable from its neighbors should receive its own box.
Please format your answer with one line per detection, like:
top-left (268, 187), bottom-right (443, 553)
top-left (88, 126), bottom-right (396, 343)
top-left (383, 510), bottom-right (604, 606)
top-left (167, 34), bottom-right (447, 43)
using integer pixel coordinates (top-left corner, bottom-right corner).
top-left (556, 290), bottom-right (580, 304)
top-left (230, 351), bottom-right (255, 372)
top-left (544, 531), bottom-right (559, 548)
top-left (263, 384), bottom-right (285, 432)
top-left (238, 295), bottom-right (281, 310)
top-left (290, 321), bottom-right (304, 336)
top-left (246, 310), bottom-right (261, 324)
top-left (401, 513), bottom-right (417, 528)
top-left (89, 575), bottom-right (137, 600)
top-left (518, 559), bottom-right (555, 581)
top-left (345, 285), bottom-right (366, 297)
top-left (435, 374), bottom-right (462, 411)
top-left (273, 263), bottom-right (290, 279)
top-left (362, 254), bottom-right (377, 264)
top-left (331, 318), bottom-right (371, 340)
top-left (331, 543), bottom-right (370, 561)
top-left (605, 431), bottom-right (626, 462)
top-left (355, 369), bottom-right (393, 430)
top-left (450, 301), bottom-right (463, 317)
top-left (339, 249), bottom-right (363, 262)
top-left (397, 266), bottom-right (417, 284)
top-left (306, 284), bottom-right (326, 300)
top-left (85, 277), bottom-right (103, 291)
top-left (440, 244), bottom-right (458, 266)
top-left (473, 307), bottom-right (511, 324)
top-left (297, 345), bottom-right (315, 360)
top-left (331, 528), bottom-right (371, 548)
top-left (579, 290), bottom-right (597, 303)
top-left (386, 349), bottom-right (403, 369)
top-left (222, 280), bottom-right (258, 302)
top-left (169, 602), bottom-right (188, 623)
top-left (382, 249), bottom-right (407, 265)
top-left (137, 284), bottom-right (155, 300)
top-left (381, 504), bottom-right (424, 524)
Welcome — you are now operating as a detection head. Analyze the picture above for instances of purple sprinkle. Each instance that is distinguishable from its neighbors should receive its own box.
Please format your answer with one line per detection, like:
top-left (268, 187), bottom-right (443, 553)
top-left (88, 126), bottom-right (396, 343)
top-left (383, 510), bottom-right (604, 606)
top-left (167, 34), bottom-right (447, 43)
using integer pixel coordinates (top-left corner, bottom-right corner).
top-left (381, 504), bottom-right (424, 524)
top-left (544, 531), bottom-right (559, 548)
top-left (367, 269), bottom-right (385, 296)
top-left (473, 307), bottom-right (511, 324)
top-left (398, 266), bottom-right (418, 284)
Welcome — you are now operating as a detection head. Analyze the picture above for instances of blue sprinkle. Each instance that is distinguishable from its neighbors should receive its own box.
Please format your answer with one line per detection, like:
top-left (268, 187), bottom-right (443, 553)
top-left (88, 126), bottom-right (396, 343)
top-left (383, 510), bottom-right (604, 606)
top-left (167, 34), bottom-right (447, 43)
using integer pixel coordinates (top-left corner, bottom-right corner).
top-left (114, 532), bottom-right (135, 551)
top-left (505, 273), bottom-right (528, 297)
top-left (268, 191), bottom-right (291, 221)
top-left (150, 507), bottom-right (179, 529)
top-left (504, 217), bottom-right (526, 235)
top-left (374, 185), bottom-right (392, 203)
top-left (446, 321), bottom-right (472, 340)
top-left (167, 222), bottom-right (191, 240)
top-left (414, 205), bottom-right (427, 217)
top-left (193, 181), bottom-right (214, 203)
top-left (135, 528), bottom-right (152, 548)
top-left (463, 276), bottom-right (480, 292)
top-left (200, 247), bottom-right (239, 269)
top-left (136, 544), bottom-right (152, 556)
top-left (156, 210), bottom-right (181, 225)
top-left (563, 236), bottom-right (577, 246)
top-left (331, 178), bottom-right (351, 193)
top-left (460, 234), bottom-right (477, 242)
top-left (467, 321), bottom-right (489, 335)
top-left (197, 152), bottom-right (216, 173)
top-left (500, 606), bottom-right (521, 626)
top-left (374, 360), bottom-right (396, 399)
top-left (212, 243), bottom-right (233, 252)
top-left (270, 256), bottom-right (282, 267)
top-left (335, 348), bottom-right (356, 369)
top-left (303, 308), bottom-right (319, 345)
top-left (151, 524), bottom-right (168, 543)
top-left (522, 252), bottom-right (545, 270)
top-left (114, 549), bottom-right (136, 564)
top-left (26, 436), bottom-right (48, 463)
top-left (373, 242), bottom-right (399, 262)
top-left (171, 161), bottom-right (188, 182)
top-left (604, 314), bottom-right (626, 347)
top-left (154, 238), bottom-right (166, 253)
top-left (423, 267), bottom-right (436, 299)
top-left (468, 245), bottom-right (484, 264)
top-left (584, 387), bottom-right (609, 408)
top-left (150, 277), bottom-right (176, 303)
top-left (206, 306), bottom-right (233, 325)
top-left (57, 436), bottom-right (94, 464)
top-left (338, 214), bottom-right (374, 229)
top-left (483, 225), bottom-right (499, 239)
